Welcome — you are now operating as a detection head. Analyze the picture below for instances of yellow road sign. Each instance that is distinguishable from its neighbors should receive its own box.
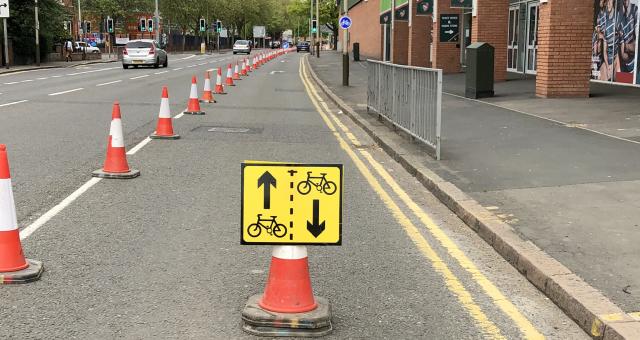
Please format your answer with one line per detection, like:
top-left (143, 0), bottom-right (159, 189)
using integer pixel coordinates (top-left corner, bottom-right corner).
top-left (241, 162), bottom-right (342, 245)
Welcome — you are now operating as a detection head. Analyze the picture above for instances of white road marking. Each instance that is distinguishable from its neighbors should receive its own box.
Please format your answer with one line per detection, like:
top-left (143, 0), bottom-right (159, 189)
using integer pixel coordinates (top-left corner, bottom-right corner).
top-left (20, 178), bottom-right (102, 240)
top-left (66, 67), bottom-right (118, 76)
top-left (154, 71), bottom-right (168, 75)
top-left (96, 80), bottom-right (122, 87)
top-left (270, 71), bottom-right (285, 74)
top-left (129, 74), bottom-right (149, 80)
top-left (174, 67), bottom-right (183, 70)
top-left (186, 65), bottom-right (196, 68)
top-left (20, 79), bottom-right (34, 83)
top-left (36, 77), bottom-right (49, 80)
top-left (3, 81), bottom-right (18, 85)
top-left (180, 55), bottom-right (196, 60)
top-left (48, 88), bottom-right (84, 96)
top-left (0, 100), bottom-right (28, 107)
top-left (51, 75), bottom-right (62, 78)
top-left (197, 62), bottom-right (206, 66)
top-left (174, 112), bottom-right (185, 119)
top-left (127, 137), bottom-right (152, 155)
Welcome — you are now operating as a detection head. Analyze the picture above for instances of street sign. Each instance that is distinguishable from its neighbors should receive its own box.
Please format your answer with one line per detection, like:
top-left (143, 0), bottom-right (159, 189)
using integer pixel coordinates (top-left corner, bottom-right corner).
top-left (450, 0), bottom-right (472, 8)
top-left (439, 14), bottom-right (459, 42)
top-left (339, 15), bottom-right (352, 29)
top-left (0, 0), bottom-right (9, 18)
top-left (241, 163), bottom-right (343, 245)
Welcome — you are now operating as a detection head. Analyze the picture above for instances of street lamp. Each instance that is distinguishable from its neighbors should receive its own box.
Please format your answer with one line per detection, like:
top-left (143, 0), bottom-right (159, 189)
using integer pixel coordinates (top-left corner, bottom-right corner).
top-left (35, 0), bottom-right (40, 66)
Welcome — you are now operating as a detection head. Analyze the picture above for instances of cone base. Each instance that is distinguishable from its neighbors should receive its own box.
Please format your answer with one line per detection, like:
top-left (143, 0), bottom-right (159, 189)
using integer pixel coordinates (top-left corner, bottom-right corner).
top-left (199, 99), bottom-right (217, 103)
top-left (92, 168), bottom-right (140, 179)
top-left (183, 111), bottom-right (206, 115)
top-left (0, 259), bottom-right (43, 284)
top-left (214, 92), bottom-right (227, 95)
top-left (150, 133), bottom-right (180, 140)
top-left (241, 294), bottom-right (332, 337)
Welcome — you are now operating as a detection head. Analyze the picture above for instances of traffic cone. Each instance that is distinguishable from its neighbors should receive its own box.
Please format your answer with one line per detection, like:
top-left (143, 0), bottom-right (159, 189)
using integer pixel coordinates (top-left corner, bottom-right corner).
top-left (200, 71), bottom-right (216, 103)
top-left (242, 246), bottom-right (332, 336)
top-left (241, 59), bottom-right (248, 76)
top-left (233, 62), bottom-right (241, 80)
top-left (93, 102), bottom-right (140, 179)
top-left (253, 56), bottom-right (259, 70)
top-left (184, 76), bottom-right (205, 115)
top-left (225, 64), bottom-right (235, 86)
top-left (150, 86), bottom-right (180, 140)
top-left (215, 68), bottom-right (226, 94)
top-left (0, 145), bottom-right (44, 284)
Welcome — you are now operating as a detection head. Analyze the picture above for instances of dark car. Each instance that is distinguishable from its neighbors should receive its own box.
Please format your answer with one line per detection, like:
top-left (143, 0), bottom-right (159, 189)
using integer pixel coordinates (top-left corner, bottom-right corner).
top-left (296, 41), bottom-right (310, 53)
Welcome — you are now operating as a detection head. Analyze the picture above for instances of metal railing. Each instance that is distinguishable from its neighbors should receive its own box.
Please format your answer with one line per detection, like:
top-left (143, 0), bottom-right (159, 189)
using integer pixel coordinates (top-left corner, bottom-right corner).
top-left (367, 60), bottom-right (442, 160)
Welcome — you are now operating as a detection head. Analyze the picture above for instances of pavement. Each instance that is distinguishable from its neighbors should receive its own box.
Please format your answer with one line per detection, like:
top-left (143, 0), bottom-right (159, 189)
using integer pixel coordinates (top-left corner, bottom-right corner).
top-left (308, 51), bottom-right (640, 334)
top-left (0, 50), bottom-right (589, 338)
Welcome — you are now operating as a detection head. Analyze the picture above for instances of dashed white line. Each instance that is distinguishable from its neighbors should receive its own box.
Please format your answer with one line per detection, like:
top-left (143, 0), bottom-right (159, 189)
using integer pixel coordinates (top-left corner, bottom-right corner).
top-left (96, 80), bottom-right (122, 87)
top-left (0, 99), bottom-right (28, 107)
top-left (20, 177), bottom-right (102, 240)
top-left (36, 77), bottom-right (49, 80)
top-left (154, 71), bottom-right (169, 75)
top-left (66, 67), bottom-right (118, 76)
top-left (20, 79), bottom-right (34, 83)
top-left (51, 75), bottom-right (62, 78)
top-left (129, 75), bottom-right (149, 80)
top-left (174, 67), bottom-right (183, 70)
top-left (174, 112), bottom-right (185, 119)
top-left (48, 88), bottom-right (84, 96)
top-left (197, 62), bottom-right (206, 66)
top-left (186, 65), bottom-right (196, 68)
top-left (180, 55), bottom-right (196, 60)
top-left (3, 81), bottom-right (18, 85)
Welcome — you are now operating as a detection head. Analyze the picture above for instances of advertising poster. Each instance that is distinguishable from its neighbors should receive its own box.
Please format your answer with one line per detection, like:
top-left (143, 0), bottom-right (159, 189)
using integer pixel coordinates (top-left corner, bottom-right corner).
top-left (395, 0), bottom-right (409, 21)
top-left (380, 0), bottom-right (392, 24)
top-left (592, 0), bottom-right (639, 84)
top-left (417, 0), bottom-right (433, 16)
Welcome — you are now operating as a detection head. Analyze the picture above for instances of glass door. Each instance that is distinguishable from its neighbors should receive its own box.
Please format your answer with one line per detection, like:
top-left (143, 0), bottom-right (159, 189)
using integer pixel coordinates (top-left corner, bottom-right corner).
top-left (460, 11), bottom-right (473, 68)
top-left (507, 6), bottom-right (519, 72)
top-left (525, 2), bottom-right (539, 74)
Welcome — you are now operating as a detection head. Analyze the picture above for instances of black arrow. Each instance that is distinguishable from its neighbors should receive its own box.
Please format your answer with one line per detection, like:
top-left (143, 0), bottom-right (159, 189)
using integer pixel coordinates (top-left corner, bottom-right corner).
top-left (257, 171), bottom-right (276, 209)
top-left (0, 4), bottom-right (7, 8)
top-left (307, 199), bottom-right (325, 238)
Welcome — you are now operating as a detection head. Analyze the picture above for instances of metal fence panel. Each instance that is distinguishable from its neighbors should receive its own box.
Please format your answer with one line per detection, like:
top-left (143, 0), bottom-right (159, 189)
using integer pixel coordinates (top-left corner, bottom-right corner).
top-left (366, 60), bottom-right (442, 160)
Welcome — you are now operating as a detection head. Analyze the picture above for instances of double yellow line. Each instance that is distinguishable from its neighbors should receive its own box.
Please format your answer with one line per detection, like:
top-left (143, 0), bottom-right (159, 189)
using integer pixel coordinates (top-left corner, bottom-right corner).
top-left (299, 57), bottom-right (544, 340)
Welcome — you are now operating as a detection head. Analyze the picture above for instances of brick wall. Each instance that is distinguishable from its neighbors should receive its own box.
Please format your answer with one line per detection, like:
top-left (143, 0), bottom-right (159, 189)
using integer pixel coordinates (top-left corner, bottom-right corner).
top-left (433, 0), bottom-right (462, 73)
top-left (393, 21), bottom-right (410, 65)
top-left (409, 11), bottom-right (431, 67)
top-left (536, 0), bottom-right (593, 97)
top-left (339, 0), bottom-right (382, 60)
top-left (472, 0), bottom-right (508, 81)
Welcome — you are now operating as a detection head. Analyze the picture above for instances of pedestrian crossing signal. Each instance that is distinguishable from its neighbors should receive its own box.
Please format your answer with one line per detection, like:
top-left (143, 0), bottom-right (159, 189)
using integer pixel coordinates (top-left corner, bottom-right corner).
top-left (107, 18), bottom-right (114, 33)
top-left (199, 19), bottom-right (206, 32)
top-left (311, 19), bottom-right (317, 33)
top-left (148, 19), bottom-right (154, 32)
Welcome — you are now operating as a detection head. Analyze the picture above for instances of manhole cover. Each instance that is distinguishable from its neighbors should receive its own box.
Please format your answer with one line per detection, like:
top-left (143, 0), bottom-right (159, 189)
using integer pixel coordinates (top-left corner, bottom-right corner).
top-left (208, 127), bottom-right (251, 133)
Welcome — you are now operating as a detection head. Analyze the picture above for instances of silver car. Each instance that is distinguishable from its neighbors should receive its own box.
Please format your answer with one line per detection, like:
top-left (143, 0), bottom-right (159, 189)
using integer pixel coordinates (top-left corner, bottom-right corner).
top-left (233, 40), bottom-right (251, 55)
top-left (122, 39), bottom-right (168, 69)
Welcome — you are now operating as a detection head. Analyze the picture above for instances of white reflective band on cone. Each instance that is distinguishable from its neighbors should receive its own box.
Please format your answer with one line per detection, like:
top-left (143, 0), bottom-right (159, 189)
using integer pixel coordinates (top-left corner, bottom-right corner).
top-left (190, 84), bottom-right (198, 99)
top-left (204, 78), bottom-right (211, 91)
top-left (110, 118), bottom-right (125, 147)
top-left (159, 98), bottom-right (171, 118)
top-left (0, 179), bottom-right (18, 232)
top-left (272, 245), bottom-right (307, 260)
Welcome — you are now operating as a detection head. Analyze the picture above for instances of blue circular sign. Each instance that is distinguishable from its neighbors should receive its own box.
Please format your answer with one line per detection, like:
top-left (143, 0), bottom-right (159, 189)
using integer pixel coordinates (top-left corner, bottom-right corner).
top-left (339, 16), bottom-right (352, 29)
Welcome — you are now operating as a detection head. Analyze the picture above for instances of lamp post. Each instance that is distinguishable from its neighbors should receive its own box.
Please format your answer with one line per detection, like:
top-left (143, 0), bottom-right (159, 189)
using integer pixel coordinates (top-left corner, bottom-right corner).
top-left (35, 0), bottom-right (40, 66)
top-left (154, 0), bottom-right (159, 42)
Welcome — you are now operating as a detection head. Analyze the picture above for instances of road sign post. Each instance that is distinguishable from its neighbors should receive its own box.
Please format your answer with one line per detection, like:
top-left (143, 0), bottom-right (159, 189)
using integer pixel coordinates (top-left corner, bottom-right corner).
top-left (1, 0), bottom-right (9, 69)
top-left (241, 163), bottom-right (342, 245)
top-left (342, 0), bottom-right (349, 86)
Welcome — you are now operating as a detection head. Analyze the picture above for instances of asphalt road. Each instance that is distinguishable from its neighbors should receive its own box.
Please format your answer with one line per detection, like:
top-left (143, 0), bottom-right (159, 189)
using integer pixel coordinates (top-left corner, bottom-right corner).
top-left (0, 51), bottom-right (587, 339)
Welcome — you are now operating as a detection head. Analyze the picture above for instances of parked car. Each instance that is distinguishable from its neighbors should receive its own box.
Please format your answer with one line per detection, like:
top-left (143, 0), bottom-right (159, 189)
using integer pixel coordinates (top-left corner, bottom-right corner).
top-left (122, 39), bottom-right (168, 69)
top-left (74, 42), bottom-right (100, 54)
top-left (233, 40), bottom-right (252, 54)
top-left (270, 41), bottom-right (281, 49)
top-left (296, 41), bottom-right (310, 53)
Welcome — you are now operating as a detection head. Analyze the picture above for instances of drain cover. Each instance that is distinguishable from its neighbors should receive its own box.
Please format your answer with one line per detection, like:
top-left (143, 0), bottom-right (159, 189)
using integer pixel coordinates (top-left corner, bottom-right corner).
top-left (192, 125), bottom-right (263, 134)
top-left (208, 127), bottom-right (251, 133)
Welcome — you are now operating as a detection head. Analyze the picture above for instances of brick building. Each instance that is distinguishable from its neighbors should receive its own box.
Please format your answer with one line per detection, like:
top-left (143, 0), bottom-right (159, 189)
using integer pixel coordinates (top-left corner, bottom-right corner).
top-left (340, 0), bottom-right (640, 98)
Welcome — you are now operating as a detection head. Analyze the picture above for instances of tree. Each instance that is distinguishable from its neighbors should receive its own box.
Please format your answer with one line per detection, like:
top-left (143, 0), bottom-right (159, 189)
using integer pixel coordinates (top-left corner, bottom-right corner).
top-left (320, 0), bottom-right (338, 50)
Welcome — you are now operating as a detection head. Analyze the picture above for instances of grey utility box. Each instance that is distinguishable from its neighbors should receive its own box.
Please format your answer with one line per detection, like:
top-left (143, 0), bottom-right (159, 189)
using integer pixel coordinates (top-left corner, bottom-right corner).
top-left (465, 42), bottom-right (494, 99)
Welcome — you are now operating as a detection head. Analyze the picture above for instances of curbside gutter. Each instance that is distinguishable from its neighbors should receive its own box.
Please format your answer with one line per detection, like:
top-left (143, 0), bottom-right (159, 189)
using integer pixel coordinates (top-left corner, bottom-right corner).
top-left (304, 57), bottom-right (640, 340)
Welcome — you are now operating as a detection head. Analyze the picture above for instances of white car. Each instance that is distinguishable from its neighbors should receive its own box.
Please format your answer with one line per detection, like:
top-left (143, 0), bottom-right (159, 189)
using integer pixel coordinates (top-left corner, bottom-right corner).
top-left (74, 42), bottom-right (100, 54)
top-left (233, 40), bottom-right (252, 54)
top-left (122, 39), bottom-right (168, 69)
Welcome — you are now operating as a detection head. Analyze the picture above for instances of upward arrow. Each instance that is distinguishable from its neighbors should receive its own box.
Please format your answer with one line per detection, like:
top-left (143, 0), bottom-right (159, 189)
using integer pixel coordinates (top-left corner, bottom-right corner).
top-left (307, 200), bottom-right (325, 238)
top-left (258, 171), bottom-right (276, 209)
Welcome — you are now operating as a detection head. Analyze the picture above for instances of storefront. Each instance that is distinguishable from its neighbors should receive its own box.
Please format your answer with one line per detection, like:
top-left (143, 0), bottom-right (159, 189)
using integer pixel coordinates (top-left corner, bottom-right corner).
top-left (507, 0), bottom-right (540, 75)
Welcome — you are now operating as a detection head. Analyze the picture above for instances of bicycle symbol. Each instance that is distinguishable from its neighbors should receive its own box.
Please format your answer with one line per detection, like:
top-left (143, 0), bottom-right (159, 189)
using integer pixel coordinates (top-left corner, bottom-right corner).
top-left (297, 172), bottom-right (337, 195)
top-left (247, 214), bottom-right (287, 238)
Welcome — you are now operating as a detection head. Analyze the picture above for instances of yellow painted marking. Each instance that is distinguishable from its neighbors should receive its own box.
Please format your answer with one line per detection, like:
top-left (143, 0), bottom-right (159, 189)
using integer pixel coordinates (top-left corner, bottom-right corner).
top-left (301, 57), bottom-right (545, 340)
top-left (299, 59), bottom-right (506, 340)
top-left (599, 313), bottom-right (625, 322)
top-left (629, 312), bottom-right (640, 320)
top-left (591, 318), bottom-right (604, 337)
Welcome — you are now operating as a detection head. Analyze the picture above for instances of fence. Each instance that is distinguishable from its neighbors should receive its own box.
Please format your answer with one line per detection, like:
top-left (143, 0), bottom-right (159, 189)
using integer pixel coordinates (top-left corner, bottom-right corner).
top-left (366, 60), bottom-right (442, 160)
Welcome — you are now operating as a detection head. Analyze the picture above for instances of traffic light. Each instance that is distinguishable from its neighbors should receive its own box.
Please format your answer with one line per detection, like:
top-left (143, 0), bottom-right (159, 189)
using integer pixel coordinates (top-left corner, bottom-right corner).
top-left (107, 18), bottom-right (114, 33)
top-left (85, 21), bottom-right (91, 33)
top-left (139, 17), bottom-right (146, 32)
top-left (216, 21), bottom-right (222, 33)
top-left (311, 19), bottom-right (317, 33)
top-left (148, 19), bottom-right (154, 32)
top-left (199, 18), bottom-right (206, 32)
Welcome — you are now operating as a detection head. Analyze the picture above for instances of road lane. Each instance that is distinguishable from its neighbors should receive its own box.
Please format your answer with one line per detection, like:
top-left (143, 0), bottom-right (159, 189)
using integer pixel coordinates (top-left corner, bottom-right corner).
top-left (0, 52), bottom-right (587, 339)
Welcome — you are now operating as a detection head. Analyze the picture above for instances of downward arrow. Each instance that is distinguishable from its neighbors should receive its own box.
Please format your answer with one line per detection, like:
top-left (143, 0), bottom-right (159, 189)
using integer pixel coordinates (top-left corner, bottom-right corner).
top-left (258, 171), bottom-right (276, 209)
top-left (307, 200), bottom-right (325, 238)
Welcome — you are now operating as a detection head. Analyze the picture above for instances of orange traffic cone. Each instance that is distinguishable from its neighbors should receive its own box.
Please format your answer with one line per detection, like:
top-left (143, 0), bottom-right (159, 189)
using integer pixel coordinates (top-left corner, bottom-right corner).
top-left (241, 245), bottom-right (332, 336)
top-left (233, 62), bottom-right (241, 80)
top-left (93, 102), bottom-right (140, 179)
top-left (185, 76), bottom-right (205, 115)
top-left (259, 246), bottom-right (317, 313)
top-left (150, 86), bottom-right (180, 140)
top-left (0, 145), bottom-right (43, 284)
top-left (200, 71), bottom-right (216, 103)
top-left (253, 56), bottom-right (259, 70)
top-left (241, 59), bottom-right (248, 76)
top-left (215, 68), bottom-right (226, 94)
top-left (225, 64), bottom-right (235, 86)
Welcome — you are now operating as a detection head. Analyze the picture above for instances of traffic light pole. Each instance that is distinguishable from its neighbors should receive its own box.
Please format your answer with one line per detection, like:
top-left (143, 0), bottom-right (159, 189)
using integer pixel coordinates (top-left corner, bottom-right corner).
top-left (4, 18), bottom-right (9, 69)
top-left (316, 0), bottom-right (320, 57)
top-left (154, 0), bottom-right (159, 43)
top-left (35, 0), bottom-right (40, 66)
